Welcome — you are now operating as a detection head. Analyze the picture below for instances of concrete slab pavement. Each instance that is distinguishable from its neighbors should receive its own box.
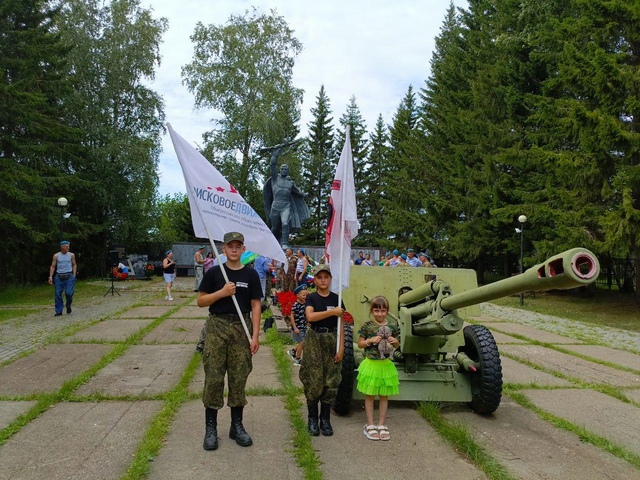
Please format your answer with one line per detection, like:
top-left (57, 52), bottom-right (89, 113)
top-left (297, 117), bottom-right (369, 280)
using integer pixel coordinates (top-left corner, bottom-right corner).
top-left (148, 398), bottom-right (303, 480)
top-left (312, 405), bottom-right (487, 479)
top-left (500, 345), bottom-right (640, 386)
top-left (76, 345), bottom-right (193, 397)
top-left (501, 356), bottom-right (573, 387)
top-left (168, 306), bottom-right (207, 319)
top-left (0, 401), bottom-right (162, 480)
top-left (444, 397), bottom-right (639, 479)
top-left (0, 401), bottom-right (37, 430)
top-left (558, 344), bottom-right (640, 372)
top-left (522, 388), bottom-right (640, 454)
top-left (63, 319), bottom-right (155, 342)
top-left (142, 319), bottom-right (204, 344)
top-left (113, 305), bottom-right (174, 318)
top-left (488, 322), bottom-right (583, 344)
top-left (0, 344), bottom-right (113, 396)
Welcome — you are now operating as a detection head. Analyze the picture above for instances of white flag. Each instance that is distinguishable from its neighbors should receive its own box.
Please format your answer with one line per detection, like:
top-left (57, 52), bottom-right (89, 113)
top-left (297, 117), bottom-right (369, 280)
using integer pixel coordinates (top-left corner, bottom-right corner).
top-left (325, 127), bottom-right (359, 291)
top-left (168, 124), bottom-right (286, 267)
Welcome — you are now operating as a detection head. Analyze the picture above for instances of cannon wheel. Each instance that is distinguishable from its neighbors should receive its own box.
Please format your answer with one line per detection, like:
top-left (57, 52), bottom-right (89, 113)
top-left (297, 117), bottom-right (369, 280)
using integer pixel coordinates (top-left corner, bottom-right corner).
top-left (333, 322), bottom-right (355, 416)
top-left (460, 325), bottom-right (502, 415)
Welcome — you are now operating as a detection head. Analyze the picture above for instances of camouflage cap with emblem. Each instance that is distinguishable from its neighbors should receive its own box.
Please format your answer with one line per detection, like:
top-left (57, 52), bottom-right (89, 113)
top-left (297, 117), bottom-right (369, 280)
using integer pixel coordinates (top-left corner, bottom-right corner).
top-left (223, 232), bottom-right (244, 244)
top-left (312, 264), bottom-right (331, 276)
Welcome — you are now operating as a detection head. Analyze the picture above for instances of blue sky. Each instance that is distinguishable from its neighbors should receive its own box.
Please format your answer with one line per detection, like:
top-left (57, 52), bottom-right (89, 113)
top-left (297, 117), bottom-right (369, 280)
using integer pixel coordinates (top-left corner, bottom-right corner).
top-left (139, 0), bottom-right (468, 196)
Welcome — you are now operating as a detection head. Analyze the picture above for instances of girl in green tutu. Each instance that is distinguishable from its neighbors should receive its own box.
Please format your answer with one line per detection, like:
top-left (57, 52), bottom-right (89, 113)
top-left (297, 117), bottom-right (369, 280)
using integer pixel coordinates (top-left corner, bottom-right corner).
top-left (356, 296), bottom-right (400, 441)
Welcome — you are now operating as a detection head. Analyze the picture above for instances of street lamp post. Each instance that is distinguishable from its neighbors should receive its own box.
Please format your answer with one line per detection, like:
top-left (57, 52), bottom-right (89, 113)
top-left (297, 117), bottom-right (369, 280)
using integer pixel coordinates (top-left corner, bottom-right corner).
top-left (58, 197), bottom-right (68, 243)
top-left (518, 214), bottom-right (527, 306)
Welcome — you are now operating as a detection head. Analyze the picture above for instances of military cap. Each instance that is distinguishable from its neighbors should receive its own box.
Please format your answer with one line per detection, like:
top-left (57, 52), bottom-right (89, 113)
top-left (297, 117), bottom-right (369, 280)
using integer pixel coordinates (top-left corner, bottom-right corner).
top-left (223, 232), bottom-right (244, 244)
top-left (407, 248), bottom-right (414, 253)
top-left (198, 245), bottom-right (206, 249)
top-left (312, 264), bottom-right (332, 276)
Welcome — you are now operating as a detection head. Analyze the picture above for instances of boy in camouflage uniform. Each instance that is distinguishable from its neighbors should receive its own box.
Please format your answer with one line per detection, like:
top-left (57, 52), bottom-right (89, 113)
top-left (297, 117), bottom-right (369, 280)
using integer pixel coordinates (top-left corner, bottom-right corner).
top-left (299, 264), bottom-right (345, 436)
top-left (197, 232), bottom-right (262, 451)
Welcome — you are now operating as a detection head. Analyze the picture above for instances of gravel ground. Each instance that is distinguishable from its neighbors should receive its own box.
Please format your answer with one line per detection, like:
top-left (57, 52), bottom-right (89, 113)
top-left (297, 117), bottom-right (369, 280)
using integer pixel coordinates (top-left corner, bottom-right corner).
top-left (480, 302), bottom-right (640, 354)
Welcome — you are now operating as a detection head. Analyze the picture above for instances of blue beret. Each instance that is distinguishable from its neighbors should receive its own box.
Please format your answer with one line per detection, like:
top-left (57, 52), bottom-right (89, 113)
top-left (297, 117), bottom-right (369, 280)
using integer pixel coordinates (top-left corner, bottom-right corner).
top-left (294, 285), bottom-right (307, 295)
top-left (299, 248), bottom-right (305, 255)
top-left (60, 240), bottom-right (70, 245)
top-left (393, 249), bottom-right (399, 255)
top-left (165, 250), bottom-right (172, 255)
top-left (400, 254), bottom-right (407, 260)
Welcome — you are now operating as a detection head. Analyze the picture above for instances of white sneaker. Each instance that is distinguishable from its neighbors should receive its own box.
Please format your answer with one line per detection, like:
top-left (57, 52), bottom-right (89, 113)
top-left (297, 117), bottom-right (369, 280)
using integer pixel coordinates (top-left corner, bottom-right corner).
top-left (164, 295), bottom-right (169, 300)
top-left (168, 296), bottom-right (173, 301)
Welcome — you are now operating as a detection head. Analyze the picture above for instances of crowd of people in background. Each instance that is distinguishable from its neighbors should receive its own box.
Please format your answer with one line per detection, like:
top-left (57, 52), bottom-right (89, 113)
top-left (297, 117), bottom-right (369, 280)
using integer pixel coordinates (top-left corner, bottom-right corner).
top-left (353, 249), bottom-right (437, 268)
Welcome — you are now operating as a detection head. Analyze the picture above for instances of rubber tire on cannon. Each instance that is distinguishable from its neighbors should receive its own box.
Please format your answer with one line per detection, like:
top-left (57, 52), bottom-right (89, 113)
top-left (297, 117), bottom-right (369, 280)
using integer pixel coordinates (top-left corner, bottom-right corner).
top-left (459, 324), bottom-right (503, 415)
top-left (332, 322), bottom-right (355, 416)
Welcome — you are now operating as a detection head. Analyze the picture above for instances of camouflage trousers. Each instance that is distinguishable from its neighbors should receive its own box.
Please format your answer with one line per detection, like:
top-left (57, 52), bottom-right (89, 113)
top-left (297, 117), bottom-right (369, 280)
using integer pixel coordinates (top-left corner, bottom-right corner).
top-left (299, 329), bottom-right (342, 404)
top-left (194, 266), bottom-right (204, 290)
top-left (202, 314), bottom-right (253, 410)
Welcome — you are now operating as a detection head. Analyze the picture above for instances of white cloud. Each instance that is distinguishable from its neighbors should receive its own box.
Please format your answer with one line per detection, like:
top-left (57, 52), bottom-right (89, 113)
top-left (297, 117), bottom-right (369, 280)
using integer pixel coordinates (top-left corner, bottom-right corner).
top-left (138, 0), bottom-right (468, 196)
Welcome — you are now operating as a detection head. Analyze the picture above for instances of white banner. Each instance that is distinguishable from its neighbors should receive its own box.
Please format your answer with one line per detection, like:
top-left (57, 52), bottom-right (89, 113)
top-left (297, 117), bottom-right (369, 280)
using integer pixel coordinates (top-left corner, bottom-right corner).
top-left (168, 123), bottom-right (286, 267)
top-left (325, 127), bottom-right (359, 291)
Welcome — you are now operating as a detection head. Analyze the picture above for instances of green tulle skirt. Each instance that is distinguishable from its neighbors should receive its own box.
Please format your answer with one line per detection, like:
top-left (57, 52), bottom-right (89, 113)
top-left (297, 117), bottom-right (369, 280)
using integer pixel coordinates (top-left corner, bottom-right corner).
top-left (356, 357), bottom-right (399, 397)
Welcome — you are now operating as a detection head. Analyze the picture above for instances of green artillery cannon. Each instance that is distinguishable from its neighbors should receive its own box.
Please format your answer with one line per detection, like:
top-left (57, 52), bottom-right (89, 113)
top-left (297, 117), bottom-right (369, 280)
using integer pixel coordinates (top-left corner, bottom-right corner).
top-left (333, 248), bottom-right (599, 415)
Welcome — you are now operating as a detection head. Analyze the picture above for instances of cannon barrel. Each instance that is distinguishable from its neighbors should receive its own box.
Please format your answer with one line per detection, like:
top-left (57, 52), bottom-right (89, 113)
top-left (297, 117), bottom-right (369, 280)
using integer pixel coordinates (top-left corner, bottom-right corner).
top-left (440, 248), bottom-right (599, 311)
top-left (398, 248), bottom-right (599, 313)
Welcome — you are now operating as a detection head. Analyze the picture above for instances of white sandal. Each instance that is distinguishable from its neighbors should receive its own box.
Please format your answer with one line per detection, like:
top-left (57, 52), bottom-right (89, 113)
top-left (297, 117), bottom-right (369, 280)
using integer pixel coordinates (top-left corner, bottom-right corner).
top-left (363, 424), bottom-right (380, 440)
top-left (377, 425), bottom-right (390, 441)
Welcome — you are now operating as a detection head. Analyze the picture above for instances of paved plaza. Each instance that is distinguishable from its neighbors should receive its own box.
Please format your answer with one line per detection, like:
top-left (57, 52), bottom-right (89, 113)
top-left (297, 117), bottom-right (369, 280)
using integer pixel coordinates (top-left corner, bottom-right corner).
top-left (1, 276), bottom-right (639, 479)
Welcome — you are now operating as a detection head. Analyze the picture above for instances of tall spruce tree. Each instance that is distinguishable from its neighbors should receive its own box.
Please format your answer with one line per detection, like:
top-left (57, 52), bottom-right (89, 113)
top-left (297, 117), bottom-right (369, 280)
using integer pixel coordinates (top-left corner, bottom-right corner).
top-left (383, 85), bottom-right (421, 248)
top-left (0, 0), bottom-right (84, 284)
top-left (360, 114), bottom-right (389, 245)
top-left (335, 96), bottom-right (368, 224)
top-left (299, 85), bottom-right (335, 244)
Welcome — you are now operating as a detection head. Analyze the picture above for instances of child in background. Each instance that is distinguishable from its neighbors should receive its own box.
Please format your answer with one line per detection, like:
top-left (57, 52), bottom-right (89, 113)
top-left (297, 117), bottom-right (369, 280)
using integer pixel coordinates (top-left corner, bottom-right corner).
top-left (357, 295), bottom-right (400, 441)
top-left (288, 284), bottom-right (308, 366)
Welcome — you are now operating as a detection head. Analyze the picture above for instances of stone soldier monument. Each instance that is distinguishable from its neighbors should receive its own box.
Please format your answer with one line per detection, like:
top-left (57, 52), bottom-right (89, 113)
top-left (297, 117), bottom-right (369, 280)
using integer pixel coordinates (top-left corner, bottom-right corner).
top-left (262, 140), bottom-right (309, 248)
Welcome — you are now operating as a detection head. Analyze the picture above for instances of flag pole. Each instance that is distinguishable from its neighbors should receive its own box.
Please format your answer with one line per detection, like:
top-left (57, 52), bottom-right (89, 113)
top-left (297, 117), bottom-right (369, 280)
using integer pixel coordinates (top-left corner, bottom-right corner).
top-left (203, 225), bottom-right (253, 344)
top-left (336, 216), bottom-right (345, 353)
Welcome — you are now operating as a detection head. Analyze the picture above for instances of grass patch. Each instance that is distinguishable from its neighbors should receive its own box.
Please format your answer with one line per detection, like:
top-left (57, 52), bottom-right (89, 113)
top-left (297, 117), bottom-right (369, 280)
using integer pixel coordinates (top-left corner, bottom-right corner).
top-left (489, 288), bottom-right (640, 332)
top-left (508, 391), bottom-right (640, 469)
top-left (417, 402), bottom-right (516, 480)
top-left (264, 328), bottom-right (322, 480)
top-left (0, 308), bottom-right (41, 323)
top-left (0, 280), bottom-right (121, 307)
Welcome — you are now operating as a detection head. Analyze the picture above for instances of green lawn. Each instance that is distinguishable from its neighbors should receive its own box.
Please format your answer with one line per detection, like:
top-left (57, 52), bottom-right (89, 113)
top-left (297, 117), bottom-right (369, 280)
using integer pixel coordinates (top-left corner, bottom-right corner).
top-left (489, 287), bottom-right (640, 333)
top-left (0, 279), bottom-right (147, 307)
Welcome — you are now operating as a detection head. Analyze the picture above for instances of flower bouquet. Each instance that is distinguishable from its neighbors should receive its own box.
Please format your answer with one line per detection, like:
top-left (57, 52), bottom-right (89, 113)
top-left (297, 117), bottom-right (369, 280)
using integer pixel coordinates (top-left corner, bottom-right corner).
top-left (144, 263), bottom-right (154, 278)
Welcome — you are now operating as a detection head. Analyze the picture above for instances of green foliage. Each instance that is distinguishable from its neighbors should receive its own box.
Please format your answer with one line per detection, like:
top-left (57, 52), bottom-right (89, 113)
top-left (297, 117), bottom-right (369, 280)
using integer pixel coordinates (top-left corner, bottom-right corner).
top-left (182, 8), bottom-right (303, 198)
top-left (299, 85), bottom-right (335, 244)
top-left (359, 114), bottom-right (389, 245)
top-left (57, 0), bottom-right (167, 273)
top-left (152, 193), bottom-right (198, 245)
top-left (0, 0), bottom-right (86, 285)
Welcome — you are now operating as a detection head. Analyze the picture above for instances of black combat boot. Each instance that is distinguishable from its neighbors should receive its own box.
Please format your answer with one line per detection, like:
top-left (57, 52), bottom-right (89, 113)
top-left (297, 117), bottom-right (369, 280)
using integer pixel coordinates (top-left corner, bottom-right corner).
top-left (319, 402), bottom-right (333, 436)
top-left (307, 402), bottom-right (320, 436)
top-left (229, 406), bottom-right (253, 446)
top-left (203, 408), bottom-right (218, 451)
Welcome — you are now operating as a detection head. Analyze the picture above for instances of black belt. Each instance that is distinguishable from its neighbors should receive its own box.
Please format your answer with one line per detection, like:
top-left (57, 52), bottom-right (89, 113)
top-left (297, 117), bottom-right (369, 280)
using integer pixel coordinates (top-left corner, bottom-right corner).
top-left (311, 326), bottom-right (337, 334)
top-left (213, 313), bottom-right (251, 322)
top-left (195, 265), bottom-right (203, 269)
top-left (57, 273), bottom-right (72, 280)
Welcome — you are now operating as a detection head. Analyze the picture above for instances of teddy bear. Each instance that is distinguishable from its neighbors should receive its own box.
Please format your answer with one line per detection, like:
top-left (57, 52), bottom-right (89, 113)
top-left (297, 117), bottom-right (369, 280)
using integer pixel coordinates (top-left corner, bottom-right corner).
top-left (376, 325), bottom-right (394, 359)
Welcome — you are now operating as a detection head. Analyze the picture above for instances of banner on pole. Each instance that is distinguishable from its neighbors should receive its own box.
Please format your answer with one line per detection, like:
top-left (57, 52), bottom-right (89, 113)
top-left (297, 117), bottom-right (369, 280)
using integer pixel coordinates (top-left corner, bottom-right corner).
top-left (325, 127), bottom-right (358, 291)
top-left (168, 123), bottom-right (286, 268)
